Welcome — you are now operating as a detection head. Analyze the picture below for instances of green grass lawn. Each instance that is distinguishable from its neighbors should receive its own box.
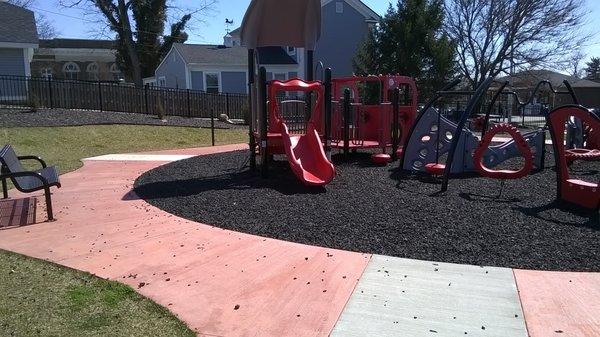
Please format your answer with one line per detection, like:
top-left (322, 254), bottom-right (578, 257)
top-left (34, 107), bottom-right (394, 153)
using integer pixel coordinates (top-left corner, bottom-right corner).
top-left (2, 125), bottom-right (247, 173)
top-left (0, 124), bottom-right (247, 336)
top-left (0, 250), bottom-right (195, 337)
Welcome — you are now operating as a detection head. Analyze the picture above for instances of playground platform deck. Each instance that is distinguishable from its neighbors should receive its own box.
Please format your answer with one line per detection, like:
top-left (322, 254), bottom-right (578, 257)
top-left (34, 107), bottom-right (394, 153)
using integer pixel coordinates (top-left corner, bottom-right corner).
top-left (0, 144), bottom-right (598, 337)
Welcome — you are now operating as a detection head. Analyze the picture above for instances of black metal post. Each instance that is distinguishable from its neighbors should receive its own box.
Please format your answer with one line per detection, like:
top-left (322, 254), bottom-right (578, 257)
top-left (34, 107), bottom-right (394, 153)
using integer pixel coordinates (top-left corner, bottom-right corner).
top-left (343, 88), bottom-right (351, 158)
top-left (144, 84), bottom-right (149, 113)
top-left (306, 50), bottom-right (314, 120)
top-left (324, 68), bottom-right (332, 158)
top-left (47, 77), bottom-right (53, 109)
top-left (98, 81), bottom-right (103, 112)
top-left (391, 88), bottom-right (400, 160)
top-left (226, 93), bottom-right (230, 118)
top-left (210, 109), bottom-right (216, 146)
top-left (1, 175), bottom-right (7, 199)
top-left (248, 49), bottom-right (257, 170)
top-left (259, 67), bottom-right (268, 178)
top-left (306, 50), bottom-right (314, 81)
top-left (186, 89), bottom-right (191, 117)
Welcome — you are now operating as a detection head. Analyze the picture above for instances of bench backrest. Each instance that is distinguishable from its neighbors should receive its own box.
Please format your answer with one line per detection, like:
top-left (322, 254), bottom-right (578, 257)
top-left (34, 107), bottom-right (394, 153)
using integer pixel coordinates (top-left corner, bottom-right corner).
top-left (0, 145), bottom-right (25, 174)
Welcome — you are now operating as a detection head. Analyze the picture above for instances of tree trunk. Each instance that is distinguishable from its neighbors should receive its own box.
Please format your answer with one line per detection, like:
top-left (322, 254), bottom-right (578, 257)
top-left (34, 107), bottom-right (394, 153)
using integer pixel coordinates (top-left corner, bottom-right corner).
top-left (117, 0), bottom-right (142, 86)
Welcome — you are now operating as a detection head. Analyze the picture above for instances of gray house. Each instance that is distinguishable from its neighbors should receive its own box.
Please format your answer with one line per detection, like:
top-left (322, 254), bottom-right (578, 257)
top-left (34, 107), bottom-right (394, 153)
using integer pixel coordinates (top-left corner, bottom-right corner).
top-left (315, 0), bottom-right (379, 76)
top-left (154, 0), bottom-right (380, 92)
top-left (0, 1), bottom-right (38, 77)
top-left (155, 43), bottom-right (298, 93)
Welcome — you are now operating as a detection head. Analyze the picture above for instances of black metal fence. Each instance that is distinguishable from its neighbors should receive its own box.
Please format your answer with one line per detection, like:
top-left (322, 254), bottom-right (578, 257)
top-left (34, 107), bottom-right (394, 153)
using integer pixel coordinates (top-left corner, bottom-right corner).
top-left (0, 75), bottom-right (249, 121)
top-left (433, 91), bottom-right (551, 129)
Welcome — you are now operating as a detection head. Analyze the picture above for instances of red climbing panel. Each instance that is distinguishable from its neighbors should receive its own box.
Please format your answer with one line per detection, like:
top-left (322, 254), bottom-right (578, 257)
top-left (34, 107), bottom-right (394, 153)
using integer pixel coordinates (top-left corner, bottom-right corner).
top-left (473, 123), bottom-right (533, 180)
top-left (548, 106), bottom-right (600, 209)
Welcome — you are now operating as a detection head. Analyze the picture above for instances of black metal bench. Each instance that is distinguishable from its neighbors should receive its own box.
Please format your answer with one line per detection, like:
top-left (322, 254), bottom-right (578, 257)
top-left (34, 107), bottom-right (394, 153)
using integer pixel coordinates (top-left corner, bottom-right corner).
top-left (1, 145), bottom-right (61, 221)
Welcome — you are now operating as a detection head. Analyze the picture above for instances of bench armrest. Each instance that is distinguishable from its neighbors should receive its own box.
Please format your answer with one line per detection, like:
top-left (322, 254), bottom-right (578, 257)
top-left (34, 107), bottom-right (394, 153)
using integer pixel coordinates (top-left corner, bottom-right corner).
top-left (17, 156), bottom-right (47, 168)
top-left (0, 171), bottom-right (50, 187)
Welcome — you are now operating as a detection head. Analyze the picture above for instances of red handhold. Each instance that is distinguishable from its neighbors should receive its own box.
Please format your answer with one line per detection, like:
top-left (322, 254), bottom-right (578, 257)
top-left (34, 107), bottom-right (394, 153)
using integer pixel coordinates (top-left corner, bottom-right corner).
top-left (473, 123), bottom-right (533, 180)
top-left (371, 153), bottom-right (391, 165)
top-left (425, 163), bottom-right (446, 176)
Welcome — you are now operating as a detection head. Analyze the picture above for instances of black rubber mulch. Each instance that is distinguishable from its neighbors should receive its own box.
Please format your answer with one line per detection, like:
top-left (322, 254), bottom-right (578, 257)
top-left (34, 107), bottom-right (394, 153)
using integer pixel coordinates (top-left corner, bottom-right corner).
top-left (134, 150), bottom-right (599, 272)
top-left (0, 108), bottom-right (243, 129)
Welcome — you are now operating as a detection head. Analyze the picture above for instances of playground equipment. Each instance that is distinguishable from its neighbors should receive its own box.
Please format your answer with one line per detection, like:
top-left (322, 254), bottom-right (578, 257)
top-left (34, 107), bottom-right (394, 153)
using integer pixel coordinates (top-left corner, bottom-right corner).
top-left (547, 105), bottom-right (600, 209)
top-left (266, 78), bottom-right (335, 185)
top-left (242, 0), bottom-right (335, 186)
top-left (400, 78), bottom-right (581, 192)
top-left (331, 76), bottom-right (418, 164)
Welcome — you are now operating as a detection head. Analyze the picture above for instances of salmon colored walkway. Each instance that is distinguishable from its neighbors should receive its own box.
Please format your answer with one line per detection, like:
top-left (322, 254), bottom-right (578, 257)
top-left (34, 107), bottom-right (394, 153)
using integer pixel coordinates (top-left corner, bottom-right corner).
top-left (514, 270), bottom-right (600, 337)
top-left (0, 144), bottom-right (599, 336)
top-left (0, 144), bottom-right (371, 337)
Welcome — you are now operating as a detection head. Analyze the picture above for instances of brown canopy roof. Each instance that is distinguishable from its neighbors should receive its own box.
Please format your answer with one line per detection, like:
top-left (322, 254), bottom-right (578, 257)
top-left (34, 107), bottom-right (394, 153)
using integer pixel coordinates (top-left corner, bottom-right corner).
top-left (240, 0), bottom-right (321, 50)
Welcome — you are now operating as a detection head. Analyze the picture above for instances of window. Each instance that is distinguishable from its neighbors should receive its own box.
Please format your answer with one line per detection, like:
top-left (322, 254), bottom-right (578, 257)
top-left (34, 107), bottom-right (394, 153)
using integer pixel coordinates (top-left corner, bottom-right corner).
top-left (287, 46), bottom-right (296, 56)
top-left (158, 76), bottom-right (166, 87)
top-left (273, 73), bottom-right (287, 81)
top-left (336, 2), bottom-right (344, 13)
top-left (205, 73), bottom-right (220, 93)
top-left (110, 63), bottom-right (123, 81)
top-left (86, 62), bottom-right (99, 81)
top-left (40, 67), bottom-right (53, 80)
top-left (63, 62), bottom-right (80, 80)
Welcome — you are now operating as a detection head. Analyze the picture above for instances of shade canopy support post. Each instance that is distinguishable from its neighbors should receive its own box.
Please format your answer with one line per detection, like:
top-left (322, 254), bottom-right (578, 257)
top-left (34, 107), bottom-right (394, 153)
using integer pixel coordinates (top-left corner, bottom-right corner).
top-left (324, 68), bottom-right (332, 160)
top-left (343, 88), bottom-right (351, 159)
top-left (391, 88), bottom-right (400, 161)
top-left (248, 49), bottom-right (256, 170)
top-left (306, 50), bottom-right (315, 121)
top-left (259, 67), bottom-right (268, 178)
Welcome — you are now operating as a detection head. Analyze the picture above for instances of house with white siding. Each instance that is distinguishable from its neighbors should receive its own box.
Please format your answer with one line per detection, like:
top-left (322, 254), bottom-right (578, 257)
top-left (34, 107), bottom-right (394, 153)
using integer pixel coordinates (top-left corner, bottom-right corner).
top-left (154, 0), bottom-right (379, 93)
top-left (0, 1), bottom-right (38, 77)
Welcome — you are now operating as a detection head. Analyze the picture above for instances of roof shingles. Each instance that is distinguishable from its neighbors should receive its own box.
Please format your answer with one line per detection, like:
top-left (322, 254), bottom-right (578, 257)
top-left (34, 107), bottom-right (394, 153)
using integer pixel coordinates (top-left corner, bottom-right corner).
top-left (173, 43), bottom-right (296, 65)
top-left (0, 2), bottom-right (38, 45)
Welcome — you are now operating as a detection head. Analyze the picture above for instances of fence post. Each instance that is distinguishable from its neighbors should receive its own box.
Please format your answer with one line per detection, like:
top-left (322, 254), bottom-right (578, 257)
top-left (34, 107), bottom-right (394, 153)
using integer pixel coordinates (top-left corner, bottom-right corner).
top-left (187, 89), bottom-right (191, 117)
top-left (210, 109), bottom-right (216, 146)
top-left (98, 81), bottom-right (103, 112)
top-left (47, 77), bottom-right (53, 109)
top-left (144, 84), bottom-right (149, 113)
top-left (226, 93), bottom-right (230, 119)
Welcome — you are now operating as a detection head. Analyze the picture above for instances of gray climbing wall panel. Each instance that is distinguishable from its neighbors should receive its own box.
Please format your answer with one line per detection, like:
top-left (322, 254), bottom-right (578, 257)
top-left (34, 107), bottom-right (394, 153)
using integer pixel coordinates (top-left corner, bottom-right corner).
top-left (403, 108), bottom-right (546, 174)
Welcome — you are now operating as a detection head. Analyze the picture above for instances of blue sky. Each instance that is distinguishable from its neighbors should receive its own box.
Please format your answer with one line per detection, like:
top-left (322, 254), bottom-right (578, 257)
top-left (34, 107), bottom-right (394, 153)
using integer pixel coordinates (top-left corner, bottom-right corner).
top-left (32, 0), bottom-right (600, 62)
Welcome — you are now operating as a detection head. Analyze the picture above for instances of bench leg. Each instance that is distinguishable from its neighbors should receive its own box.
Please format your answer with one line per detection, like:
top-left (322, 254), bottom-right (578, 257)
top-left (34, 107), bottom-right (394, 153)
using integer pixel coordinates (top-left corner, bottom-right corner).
top-left (1, 178), bottom-right (7, 199)
top-left (44, 186), bottom-right (54, 221)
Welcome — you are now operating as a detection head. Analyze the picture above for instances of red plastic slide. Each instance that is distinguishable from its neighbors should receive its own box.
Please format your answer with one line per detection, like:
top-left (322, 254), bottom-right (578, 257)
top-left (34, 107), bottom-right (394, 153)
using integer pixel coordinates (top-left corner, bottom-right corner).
top-left (280, 122), bottom-right (335, 186)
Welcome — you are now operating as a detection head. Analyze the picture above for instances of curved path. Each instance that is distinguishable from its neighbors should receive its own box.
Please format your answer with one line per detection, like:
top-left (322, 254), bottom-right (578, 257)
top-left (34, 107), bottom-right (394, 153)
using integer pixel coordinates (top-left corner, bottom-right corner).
top-left (0, 144), bottom-right (598, 337)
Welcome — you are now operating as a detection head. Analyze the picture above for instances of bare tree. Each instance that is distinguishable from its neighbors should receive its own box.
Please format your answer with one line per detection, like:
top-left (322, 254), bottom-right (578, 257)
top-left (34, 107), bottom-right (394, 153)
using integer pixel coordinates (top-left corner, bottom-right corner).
top-left (36, 13), bottom-right (59, 39)
top-left (445, 0), bottom-right (587, 89)
top-left (567, 50), bottom-right (586, 79)
top-left (6, 0), bottom-right (59, 39)
top-left (59, 0), bottom-right (216, 86)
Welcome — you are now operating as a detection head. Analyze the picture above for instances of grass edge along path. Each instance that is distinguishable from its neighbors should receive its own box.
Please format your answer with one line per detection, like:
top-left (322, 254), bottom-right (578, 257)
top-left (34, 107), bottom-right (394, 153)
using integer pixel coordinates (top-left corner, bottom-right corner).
top-left (1, 124), bottom-right (247, 335)
top-left (2, 124), bottom-right (247, 173)
top-left (0, 249), bottom-right (195, 337)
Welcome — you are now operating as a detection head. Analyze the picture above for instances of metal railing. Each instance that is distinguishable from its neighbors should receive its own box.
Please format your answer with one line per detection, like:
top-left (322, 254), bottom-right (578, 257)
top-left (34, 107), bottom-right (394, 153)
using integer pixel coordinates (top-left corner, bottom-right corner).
top-left (0, 75), bottom-right (250, 121)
